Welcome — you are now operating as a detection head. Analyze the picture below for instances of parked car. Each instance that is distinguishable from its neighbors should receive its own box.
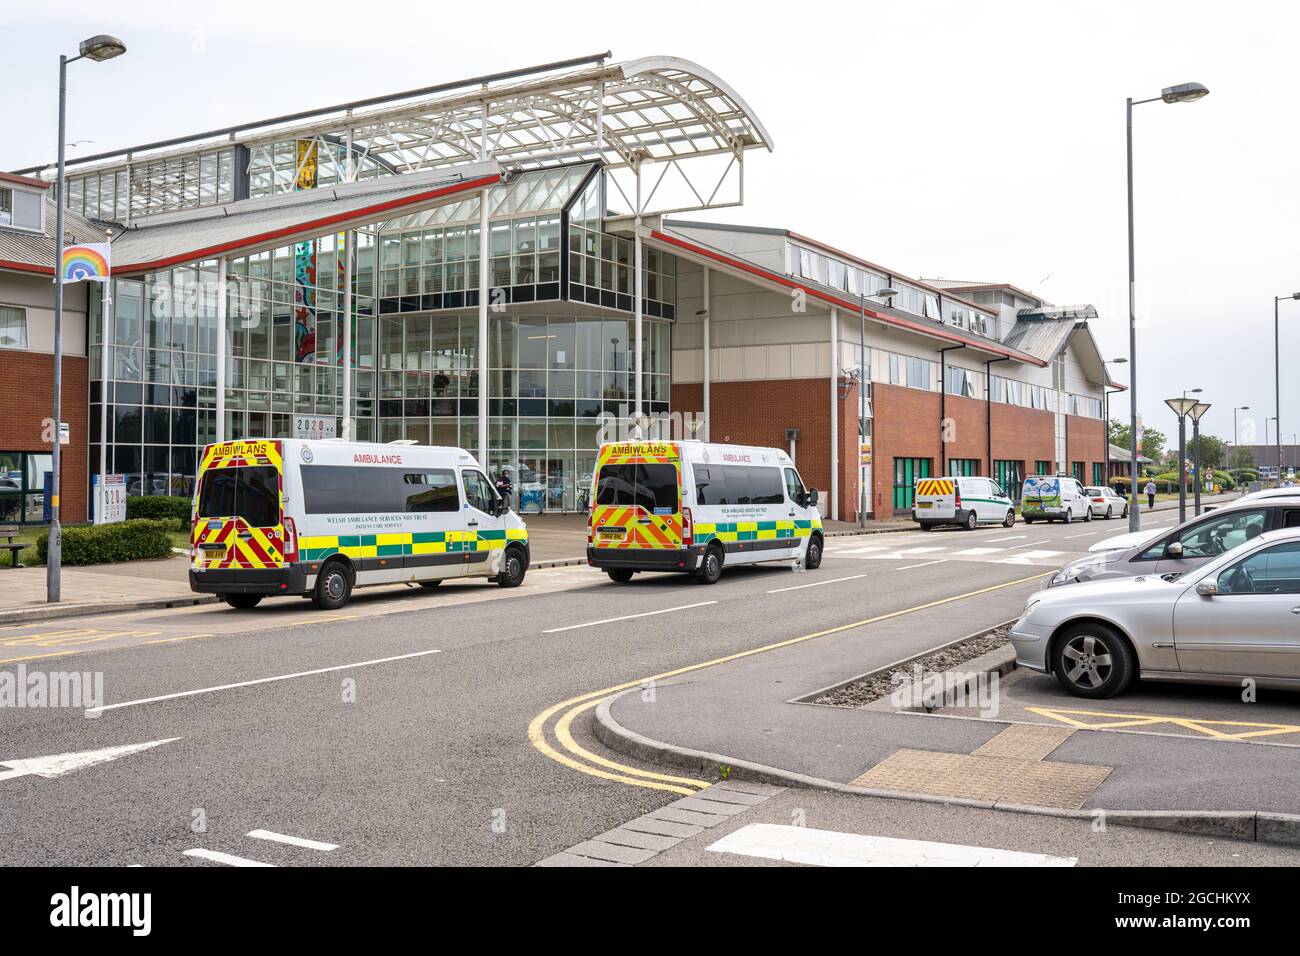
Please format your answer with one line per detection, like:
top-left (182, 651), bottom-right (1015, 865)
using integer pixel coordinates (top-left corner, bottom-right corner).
top-left (912, 475), bottom-right (1015, 530)
top-left (1021, 475), bottom-right (1090, 524)
top-left (1083, 486), bottom-right (1128, 520)
top-left (1050, 496), bottom-right (1300, 587)
top-left (1013, 526), bottom-right (1300, 698)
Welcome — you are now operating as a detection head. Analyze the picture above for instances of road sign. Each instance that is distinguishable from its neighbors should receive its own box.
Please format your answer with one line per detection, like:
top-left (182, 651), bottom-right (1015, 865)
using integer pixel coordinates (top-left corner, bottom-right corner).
top-left (93, 473), bottom-right (126, 525)
top-left (293, 415), bottom-right (336, 440)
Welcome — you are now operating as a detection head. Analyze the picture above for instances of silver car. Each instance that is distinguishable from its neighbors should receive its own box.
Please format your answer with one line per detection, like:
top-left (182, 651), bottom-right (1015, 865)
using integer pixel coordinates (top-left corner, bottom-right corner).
top-left (1047, 496), bottom-right (1300, 587)
top-left (1013, 526), bottom-right (1300, 698)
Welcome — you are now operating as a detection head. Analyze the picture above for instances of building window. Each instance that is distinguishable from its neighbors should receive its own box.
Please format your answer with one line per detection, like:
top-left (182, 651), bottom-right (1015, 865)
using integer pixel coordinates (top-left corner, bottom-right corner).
top-left (1072, 461), bottom-right (1084, 482)
top-left (0, 451), bottom-right (53, 524)
top-left (994, 460), bottom-right (1024, 499)
top-left (0, 187), bottom-right (11, 226)
top-left (906, 356), bottom-right (930, 390)
top-left (948, 458), bottom-right (979, 477)
top-left (1092, 462), bottom-right (1103, 485)
top-left (0, 306), bottom-right (27, 349)
top-left (893, 457), bottom-right (931, 511)
top-left (1035, 460), bottom-right (1052, 475)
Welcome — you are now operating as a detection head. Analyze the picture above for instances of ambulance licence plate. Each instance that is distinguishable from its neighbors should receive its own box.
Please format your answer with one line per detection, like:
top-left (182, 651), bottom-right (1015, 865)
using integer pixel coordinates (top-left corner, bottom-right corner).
top-left (200, 543), bottom-right (227, 554)
top-left (597, 527), bottom-right (627, 541)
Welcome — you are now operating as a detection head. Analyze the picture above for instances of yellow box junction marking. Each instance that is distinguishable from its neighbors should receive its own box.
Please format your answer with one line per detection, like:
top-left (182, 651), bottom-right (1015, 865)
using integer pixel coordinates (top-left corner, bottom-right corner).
top-left (529, 570), bottom-right (1051, 794)
top-left (1026, 706), bottom-right (1300, 742)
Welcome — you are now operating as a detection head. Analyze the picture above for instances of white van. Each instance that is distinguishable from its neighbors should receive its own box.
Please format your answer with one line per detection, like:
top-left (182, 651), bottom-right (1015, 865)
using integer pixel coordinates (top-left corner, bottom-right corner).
top-left (587, 440), bottom-right (823, 584)
top-left (913, 476), bottom-right (1016, 530)
top-left (189, 438), bottom-right (529, 610)
top-left (1021, 474), bottom-right (1091, 524)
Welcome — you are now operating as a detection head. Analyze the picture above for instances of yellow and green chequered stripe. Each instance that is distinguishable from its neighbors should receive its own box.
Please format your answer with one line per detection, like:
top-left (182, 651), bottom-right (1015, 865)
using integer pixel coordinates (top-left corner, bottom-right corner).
top-left (693, 518), bottom-right (820, 544)
top-left (299, 528), bottom-right (527, 562)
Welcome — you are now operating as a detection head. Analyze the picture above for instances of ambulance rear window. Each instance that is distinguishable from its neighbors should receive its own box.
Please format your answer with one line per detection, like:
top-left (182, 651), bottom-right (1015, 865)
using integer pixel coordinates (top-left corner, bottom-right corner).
top-left (197, 465), bottom-right (278, 527)
top-left (596, 463), bottom-right (678, 512)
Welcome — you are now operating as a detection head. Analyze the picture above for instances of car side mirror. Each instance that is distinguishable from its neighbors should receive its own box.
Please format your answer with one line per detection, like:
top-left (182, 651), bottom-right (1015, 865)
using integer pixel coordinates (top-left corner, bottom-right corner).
top-left (1196, 580), bottom-right (1218, 597)
top-left (493, 497), bottom-right (508, 517)
top-left (805, 489), bottom-right (819, 507)
top-left (1167, 541), bottom-right (1184, 559)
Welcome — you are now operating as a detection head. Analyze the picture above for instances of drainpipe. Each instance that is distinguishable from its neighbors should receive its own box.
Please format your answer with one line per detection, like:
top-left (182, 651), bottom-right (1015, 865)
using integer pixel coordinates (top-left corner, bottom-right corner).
top-left (938, 346), bottom-right (963, 474)
top-left (986, 357), bottom-right (1010, 480)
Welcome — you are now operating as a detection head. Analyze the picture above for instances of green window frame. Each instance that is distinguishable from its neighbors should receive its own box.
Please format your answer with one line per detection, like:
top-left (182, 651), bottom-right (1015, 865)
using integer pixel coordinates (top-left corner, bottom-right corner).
top-left (994, 460), bottom-right (1024, 499)
top-left (1035, 460), bottom-right (1051, 475)
top-left (893, 457), bottom-right (932, 511)
top-left (1072, 461), bottom-right (1084, 482)
top-left (948, 458), bottom-right (979, 477)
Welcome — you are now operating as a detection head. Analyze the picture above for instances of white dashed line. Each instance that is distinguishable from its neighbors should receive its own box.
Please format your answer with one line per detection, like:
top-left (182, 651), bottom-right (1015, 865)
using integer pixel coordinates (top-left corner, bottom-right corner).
top-left (896, 559), bottom-right (947, 571)
top-left (986, 535), bottom-right (1026, 542)
top-left (542, 601), bottom-right (717, 633)
top-left (183, 849), bottom-right (275, 867)
top-left (767, 574), bottom-right (868, 594)
top-left (247, 829), bottom-right (339, 852)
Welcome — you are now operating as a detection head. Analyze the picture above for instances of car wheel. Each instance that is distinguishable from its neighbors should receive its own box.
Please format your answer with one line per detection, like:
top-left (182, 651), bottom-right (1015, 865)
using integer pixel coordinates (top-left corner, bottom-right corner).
top-left (920, 522), bottom-right (933, 531)
top-left (1105, 505), bottom-right (1113, 519)
top-left (1024, 516), bottom-right (1035, 524)
top-left (606, 568), bottom-right (634, 583)
top-left (497, 546), bottom-right (526, 588)
top-left (1052, 623), bottom-right (1136, 698)
top-left (1003, 510), bottom-right (1016, 528)
top-left (1083, 506), bottom-right (1093, 522)
top-left (695, 544), bottom-right (724, 585)
top-left (419, 578), bottom-right (442, 589)
top-left (312, 559), bottom-right (353, 610)
top-left (964, 511), bottom-right (978, 531)
top-left (224, 593), bottom-right (262, 610)
top-left (1063, 509), bottom-right (1072, 524)
top-left (804, 534), bottom-right (823, 570)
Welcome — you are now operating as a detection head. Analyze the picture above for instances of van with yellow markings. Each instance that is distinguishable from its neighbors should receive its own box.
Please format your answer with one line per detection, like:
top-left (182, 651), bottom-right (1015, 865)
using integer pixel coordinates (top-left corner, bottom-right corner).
top-left (587, 440), bottom-right (822, 584)
top-left (190, 438), bottom-right (528, 610)
top-left (913, 475), bottom-right (1016, 531)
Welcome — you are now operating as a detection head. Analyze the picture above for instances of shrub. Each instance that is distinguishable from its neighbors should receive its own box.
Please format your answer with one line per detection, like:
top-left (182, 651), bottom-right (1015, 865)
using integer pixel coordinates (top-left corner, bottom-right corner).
top-left (126, 495), bottom-right (192, 522)
top-left (35, 519), bottom-right (177, 566)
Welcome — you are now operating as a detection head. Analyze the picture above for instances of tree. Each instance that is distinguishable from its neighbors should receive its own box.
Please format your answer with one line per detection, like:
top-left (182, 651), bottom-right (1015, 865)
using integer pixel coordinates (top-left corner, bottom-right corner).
top-left (1195, 434), bottom-right (1225, 469)
top-left (1228, 445), bottom-right (1255, 472)
top-left (1112, 421), bottom-right (1167, 462)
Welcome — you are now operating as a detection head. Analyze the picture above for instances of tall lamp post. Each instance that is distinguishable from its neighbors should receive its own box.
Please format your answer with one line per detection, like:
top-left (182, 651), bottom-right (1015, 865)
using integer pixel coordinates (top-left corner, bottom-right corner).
top-left (858, 286), bottom-right (898, 527)
top-left (49, 34), bottom-right (128, 604)
top-left (1275, 293), bottom-right (1300, 488)
top-left (1165, 388), bottom-right (1202, 524)
top-left (1125, 81), bottom-right (1210, 532)
top-left (1189, 401), bottom-right (1211, 515)
top-left (1232, 405), bottom-right (1250, 483)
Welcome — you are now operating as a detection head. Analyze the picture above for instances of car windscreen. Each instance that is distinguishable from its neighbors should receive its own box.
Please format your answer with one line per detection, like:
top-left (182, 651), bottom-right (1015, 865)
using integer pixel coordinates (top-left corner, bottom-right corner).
top-left (197, 465), bottom-right (279, 527)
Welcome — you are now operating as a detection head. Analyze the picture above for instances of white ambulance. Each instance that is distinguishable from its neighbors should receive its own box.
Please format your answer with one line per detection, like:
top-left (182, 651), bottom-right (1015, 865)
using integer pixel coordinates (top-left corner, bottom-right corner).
top-left (912, 475), bottom-right (1016, 530)
top-left (189, 438), bottom-right (529, 610)
top-left (587, 440), bottom-right (823, 584)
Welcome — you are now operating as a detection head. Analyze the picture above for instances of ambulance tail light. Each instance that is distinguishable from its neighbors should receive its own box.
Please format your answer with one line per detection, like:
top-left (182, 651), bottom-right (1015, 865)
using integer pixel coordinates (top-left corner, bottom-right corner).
top-left (282, 516), bottom-right (299, 563)
top-left (682, 507), bottom-right (694, 547)
top-left (586, 510), bottom-right (593, 546)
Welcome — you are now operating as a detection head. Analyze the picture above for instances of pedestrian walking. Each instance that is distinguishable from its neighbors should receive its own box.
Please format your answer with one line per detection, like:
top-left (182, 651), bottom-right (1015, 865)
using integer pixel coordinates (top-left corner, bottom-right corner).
top-left (495, 470), bottom-right (514, 509)
top-left (1144, 478), bottom-right (1156, 509)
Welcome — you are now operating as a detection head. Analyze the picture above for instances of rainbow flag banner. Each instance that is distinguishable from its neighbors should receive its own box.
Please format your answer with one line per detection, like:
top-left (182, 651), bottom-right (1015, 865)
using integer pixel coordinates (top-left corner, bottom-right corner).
top-left (61, 243), bottom-right (111, 283)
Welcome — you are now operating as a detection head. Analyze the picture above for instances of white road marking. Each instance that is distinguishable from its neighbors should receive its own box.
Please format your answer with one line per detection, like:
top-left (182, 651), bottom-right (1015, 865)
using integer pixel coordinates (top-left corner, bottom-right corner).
top-left (541, 601), bottom-right (717, 634)
top-left (1064, 531), bottom-right (1100, 539)
top-left (184, 848), bottom-right (275, 868)
top-left (707, 824), bottom-right (1076, 867)
top-left (1012, 550), bottom-right (1063, 559)
top-left (86, 650), bottom-right (443, 715)
top-left (951, 547), bottom-right (1003, 556)
top-left (831, 544), bottom-right (891, 554)
top-left (1007, 541), bottom-right (1040, 549)
top-left (767, 574), bottom-right (868, 594)
top-left (0, 737), bottom-right (181, 782)
top-left (247, 829), bottom-right (338, 852)
top-left (895, 559), bottom-right (946, 571)
top-left (985, 535), bottom-right (1026, 542)
top-left (896, 547), bottom-right (944, 555)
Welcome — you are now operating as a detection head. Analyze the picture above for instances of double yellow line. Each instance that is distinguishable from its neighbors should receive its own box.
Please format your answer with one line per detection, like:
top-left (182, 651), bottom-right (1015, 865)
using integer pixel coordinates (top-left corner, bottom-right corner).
top-left (528, 571), bottom-right (1051, 794)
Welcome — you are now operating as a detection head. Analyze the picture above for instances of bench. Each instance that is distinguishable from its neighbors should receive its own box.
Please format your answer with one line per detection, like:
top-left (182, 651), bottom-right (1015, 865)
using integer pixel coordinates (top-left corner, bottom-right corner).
top-left (0, 525), bottom-right (24, 567)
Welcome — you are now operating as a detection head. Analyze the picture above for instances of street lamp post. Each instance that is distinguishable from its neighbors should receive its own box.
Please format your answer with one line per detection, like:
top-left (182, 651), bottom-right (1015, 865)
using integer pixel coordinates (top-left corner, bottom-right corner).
top-left (1125, 81), bottom-right (1210, 533)
top-left (1276, 293), bottom-right (1300, 487)
top-left (858, 286), bottom-right (897, 527)
top-left (1232, 405), bottom-right (1250, 483)
top-left (1165, 389), bottom-right (1202, 524)
top-left (1190, 401), bottom-right (1211, 516)
top-left (49, 34), bottom-right (127, 604)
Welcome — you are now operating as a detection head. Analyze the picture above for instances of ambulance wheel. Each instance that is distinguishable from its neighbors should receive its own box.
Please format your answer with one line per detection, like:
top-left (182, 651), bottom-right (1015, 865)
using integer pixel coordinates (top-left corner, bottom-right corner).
top-left (313, 559), bottom-right (353, 610)
top-left (606, 568), bottom-right (635, 583)
top-left (804, 534), bottom-right (823, 570)
top-left (1003, 509), bottom-right (1016, 528)
top-left (964, 511), bottom-right (979, 531)
top-left (497, 546), bottom-right (526, 588)
top-left (695, 544), bottom-right (724, 585)
top-left (224, 594), bottom-right (262, 610)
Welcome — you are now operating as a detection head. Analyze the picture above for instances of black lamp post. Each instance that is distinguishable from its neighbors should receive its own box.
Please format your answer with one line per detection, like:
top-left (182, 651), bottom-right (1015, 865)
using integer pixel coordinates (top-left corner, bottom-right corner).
top-left (1190, 401), bottom-right (1211, 515)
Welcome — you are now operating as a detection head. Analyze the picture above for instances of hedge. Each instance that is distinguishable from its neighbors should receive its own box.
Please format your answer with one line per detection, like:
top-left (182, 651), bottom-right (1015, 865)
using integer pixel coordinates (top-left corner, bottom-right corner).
top-left (35, 518), bottom-right (181, 566)
top-left (126, 495), bottom-right (192, 522)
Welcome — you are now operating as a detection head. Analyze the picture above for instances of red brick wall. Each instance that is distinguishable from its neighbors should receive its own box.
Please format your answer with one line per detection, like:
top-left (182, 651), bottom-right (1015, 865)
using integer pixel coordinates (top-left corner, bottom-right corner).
top-left (1066, 414), bottom-right (1107, 483)
top-left (0, 350), bottom-right (88, 523)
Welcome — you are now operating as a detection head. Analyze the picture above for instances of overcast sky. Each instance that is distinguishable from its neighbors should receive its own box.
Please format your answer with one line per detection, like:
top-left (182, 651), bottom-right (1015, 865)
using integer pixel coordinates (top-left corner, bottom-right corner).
top-left (5, 1), bottom-right (1297, 451)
